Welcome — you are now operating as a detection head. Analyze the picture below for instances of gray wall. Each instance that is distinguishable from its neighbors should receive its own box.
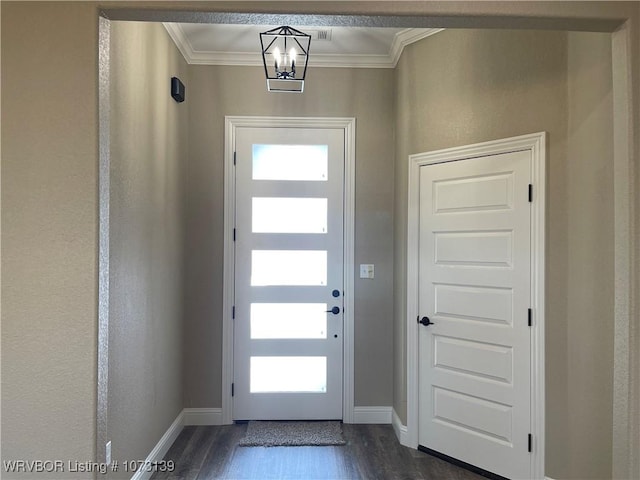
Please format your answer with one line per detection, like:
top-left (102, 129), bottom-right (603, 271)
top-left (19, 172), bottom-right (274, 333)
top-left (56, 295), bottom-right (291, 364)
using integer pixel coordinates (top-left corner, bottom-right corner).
top-left (1, 3), bottom-right (98, 475)
top-left (393, 29), bottom-right (614, 479)
top-left (564, 31), bottom-right (615, 478)
top-left (108, 20), bottom-right (187, 473)
top-left (1, 2), bottom-right (638, 479)
top-left (185, 65), bottom-right (395, 408)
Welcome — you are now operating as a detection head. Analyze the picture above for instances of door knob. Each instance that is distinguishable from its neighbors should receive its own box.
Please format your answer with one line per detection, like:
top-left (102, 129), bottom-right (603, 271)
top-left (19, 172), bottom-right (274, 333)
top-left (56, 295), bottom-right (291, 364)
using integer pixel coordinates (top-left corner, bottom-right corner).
top-left (326, 306), bottom-right (340, 314)
top-left (418, 316), bottom-right (434, 326)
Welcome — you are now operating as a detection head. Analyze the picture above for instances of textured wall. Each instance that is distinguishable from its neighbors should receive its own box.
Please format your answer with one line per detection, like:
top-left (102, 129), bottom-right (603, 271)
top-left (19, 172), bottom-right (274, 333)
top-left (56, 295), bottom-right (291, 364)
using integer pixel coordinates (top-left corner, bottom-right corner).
top-left (185, 65), bottom-right (395, 408)
top-left (393, 28), bottom-right (614, 479)
top-left (393, 27), bottom-right (568, 423)
top-left (1, 2), bottom-right (637, 479)
top-left (107, 20), bottom-right (187, 475)
top-left (564, 31), bottom-right (614, 478)
top-left (1, 3), bottom-right (98, 476)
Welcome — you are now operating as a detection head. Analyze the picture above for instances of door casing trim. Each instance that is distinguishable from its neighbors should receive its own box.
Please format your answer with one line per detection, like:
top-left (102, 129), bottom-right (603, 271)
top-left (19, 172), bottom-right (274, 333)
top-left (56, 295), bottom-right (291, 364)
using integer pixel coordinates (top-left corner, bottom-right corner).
top-left (405, 132), bottom-right (546, 479)
top-left (222, 116), bottom-right (356, 423)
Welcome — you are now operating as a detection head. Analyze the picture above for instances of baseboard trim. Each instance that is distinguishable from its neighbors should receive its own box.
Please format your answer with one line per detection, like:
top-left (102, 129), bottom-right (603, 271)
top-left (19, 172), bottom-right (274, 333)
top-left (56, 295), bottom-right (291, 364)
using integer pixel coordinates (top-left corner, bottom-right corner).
top-left (183, 407), bottom-right (224, 426)
top-left (130, 410), bottom-right (184, 480)
top-left (134, 406), bottom-right (401, 480)
top-left (352, 406), bottom-right (392, 424)
top-left (391, 408), bottom-right (409, 447)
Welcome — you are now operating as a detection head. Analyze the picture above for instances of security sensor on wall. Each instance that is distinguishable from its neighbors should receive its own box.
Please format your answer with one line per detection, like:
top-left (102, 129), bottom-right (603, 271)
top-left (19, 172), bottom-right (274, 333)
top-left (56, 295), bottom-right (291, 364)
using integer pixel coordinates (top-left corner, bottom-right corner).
top-left (171, 77), bottom-right (185, 103)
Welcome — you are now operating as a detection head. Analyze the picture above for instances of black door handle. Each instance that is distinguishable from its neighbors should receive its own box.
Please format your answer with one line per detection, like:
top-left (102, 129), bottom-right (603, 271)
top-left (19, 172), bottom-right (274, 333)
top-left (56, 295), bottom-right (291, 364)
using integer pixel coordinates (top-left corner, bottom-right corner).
top-left (418, 316), bottom-right (434, 326)
top-left (326, 306), bottom-right (340, 314)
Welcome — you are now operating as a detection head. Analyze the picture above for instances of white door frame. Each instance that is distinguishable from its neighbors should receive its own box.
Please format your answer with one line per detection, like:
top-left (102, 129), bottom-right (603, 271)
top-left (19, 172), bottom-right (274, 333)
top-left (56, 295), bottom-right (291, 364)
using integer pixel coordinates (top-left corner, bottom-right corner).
top-left (406, 132), bottom-right (546, 479)
top-left (222, 116), bottom-right (356, 424)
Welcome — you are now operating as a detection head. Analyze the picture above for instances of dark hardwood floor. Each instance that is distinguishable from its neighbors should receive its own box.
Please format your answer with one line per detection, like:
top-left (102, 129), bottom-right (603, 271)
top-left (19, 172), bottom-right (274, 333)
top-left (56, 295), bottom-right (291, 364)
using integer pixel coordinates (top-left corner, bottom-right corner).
top-left (151, 424), bottom-right (485, 480)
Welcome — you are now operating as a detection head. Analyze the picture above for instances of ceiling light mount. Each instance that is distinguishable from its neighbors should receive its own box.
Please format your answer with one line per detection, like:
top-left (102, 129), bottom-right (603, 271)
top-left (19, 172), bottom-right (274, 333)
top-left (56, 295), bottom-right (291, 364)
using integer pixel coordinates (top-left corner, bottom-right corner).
top-left (260, 26), bottom-right (311, 93)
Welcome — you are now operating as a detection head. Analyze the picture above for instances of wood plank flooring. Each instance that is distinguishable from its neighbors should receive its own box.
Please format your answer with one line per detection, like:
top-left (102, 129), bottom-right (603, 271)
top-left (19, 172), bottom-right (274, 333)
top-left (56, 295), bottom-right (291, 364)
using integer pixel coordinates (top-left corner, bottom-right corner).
top-left (151, 424), bottom-right (485, 480)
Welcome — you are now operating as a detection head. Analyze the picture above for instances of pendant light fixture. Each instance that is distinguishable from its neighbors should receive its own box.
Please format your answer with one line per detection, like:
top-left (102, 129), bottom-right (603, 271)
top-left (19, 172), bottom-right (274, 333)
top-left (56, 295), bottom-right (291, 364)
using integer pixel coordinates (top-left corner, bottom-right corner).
top-left (260, 26), bottom-right (311, 93)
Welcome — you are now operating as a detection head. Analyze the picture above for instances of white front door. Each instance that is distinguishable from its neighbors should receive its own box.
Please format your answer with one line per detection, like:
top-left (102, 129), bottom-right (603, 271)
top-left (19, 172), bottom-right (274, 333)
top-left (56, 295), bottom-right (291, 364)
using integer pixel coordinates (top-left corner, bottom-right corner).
top-left (233, 126), bottom-right (345, 420)
top-left (418, 150), bottom-right (532, 479)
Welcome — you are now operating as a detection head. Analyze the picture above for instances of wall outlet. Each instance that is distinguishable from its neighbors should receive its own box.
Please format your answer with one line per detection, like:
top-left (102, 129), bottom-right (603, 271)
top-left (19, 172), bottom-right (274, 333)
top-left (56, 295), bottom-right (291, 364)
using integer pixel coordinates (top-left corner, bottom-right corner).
top-left (359, 264), bottom-right (375, 279)
top-left (106, 441), bottom-right (112, 465)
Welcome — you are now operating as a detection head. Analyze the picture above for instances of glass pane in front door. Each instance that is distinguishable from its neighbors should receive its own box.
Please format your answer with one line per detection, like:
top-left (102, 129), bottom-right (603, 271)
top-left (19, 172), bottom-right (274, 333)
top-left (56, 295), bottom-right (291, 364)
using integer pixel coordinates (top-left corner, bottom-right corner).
top-left (252, 144), bottom-right (328, 181)
top-left (252, 197), bottom-right (328, 234)
top-left (250, 356), bottom-right (327, 393)
top-left (250, 303), bottom-right (327, 339)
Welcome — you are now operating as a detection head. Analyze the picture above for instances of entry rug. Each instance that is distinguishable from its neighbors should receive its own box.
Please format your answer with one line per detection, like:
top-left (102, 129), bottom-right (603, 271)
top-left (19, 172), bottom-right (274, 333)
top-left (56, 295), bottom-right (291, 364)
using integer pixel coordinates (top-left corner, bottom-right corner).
top-left (238, 421), bottom-right (346, 447)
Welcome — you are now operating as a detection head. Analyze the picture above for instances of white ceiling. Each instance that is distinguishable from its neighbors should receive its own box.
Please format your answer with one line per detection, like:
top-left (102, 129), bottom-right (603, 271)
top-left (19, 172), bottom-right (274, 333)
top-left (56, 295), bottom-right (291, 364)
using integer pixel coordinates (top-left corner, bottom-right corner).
top-left (163, 23), bottom-right (443, 68)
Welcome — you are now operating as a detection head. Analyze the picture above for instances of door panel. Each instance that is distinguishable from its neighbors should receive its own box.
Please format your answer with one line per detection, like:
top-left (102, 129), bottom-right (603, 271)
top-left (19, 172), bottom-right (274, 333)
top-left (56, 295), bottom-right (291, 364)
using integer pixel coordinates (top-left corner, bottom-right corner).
top-left (418, 151), bottom-right (531, 479)
top-left (233, 127), bottom-right (344, 420)
top-left (434, 230), bottom-right (513, 267)
top-left (432, 387), bottom-right (513, 443)
top-left (433, 335), bottom-right (514, 384)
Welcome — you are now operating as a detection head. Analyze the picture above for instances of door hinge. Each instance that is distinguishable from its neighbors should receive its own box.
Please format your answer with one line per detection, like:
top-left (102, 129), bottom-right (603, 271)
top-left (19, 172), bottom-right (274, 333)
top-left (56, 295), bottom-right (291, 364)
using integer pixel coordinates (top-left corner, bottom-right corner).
top-left (528, 433), bottom-right (533, 452)
top-left (528, 308), bottom-right (532, 327)
top-left (528, 184), bottom-right (533, 202)
top-left (233, 151), bottom-right (237, 165)
top-left (232, 306), bottom-right (236, 319)
top-left (231, 383), bottom-right (235, 397)
top-left (233, 228), bottom-right (236, 242)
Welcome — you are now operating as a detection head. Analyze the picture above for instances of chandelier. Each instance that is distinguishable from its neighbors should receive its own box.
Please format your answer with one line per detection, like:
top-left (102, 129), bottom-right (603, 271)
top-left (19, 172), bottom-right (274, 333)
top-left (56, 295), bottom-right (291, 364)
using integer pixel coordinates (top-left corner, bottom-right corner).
top-left (260, 26), bottom-right (311, 93)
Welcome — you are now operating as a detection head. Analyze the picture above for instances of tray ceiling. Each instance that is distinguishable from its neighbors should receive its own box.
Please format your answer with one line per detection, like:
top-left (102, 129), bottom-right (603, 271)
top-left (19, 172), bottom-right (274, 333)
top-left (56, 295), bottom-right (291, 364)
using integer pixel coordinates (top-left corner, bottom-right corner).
top-left (164, 23), bottom-right (443, 68)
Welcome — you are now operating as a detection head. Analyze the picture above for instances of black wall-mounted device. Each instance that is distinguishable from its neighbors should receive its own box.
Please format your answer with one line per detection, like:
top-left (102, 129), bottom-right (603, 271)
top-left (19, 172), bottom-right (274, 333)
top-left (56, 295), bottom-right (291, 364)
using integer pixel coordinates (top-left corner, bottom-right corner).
top-left (171, 77), bottom-right (185, 103)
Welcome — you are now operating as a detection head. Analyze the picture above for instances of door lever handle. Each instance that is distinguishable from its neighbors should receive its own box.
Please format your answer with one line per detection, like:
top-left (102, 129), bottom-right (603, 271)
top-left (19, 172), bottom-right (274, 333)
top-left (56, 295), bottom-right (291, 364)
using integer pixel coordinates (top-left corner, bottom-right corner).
top-left (326, 306), bottom-right (340, 315)
top-left (418, 316), bottom-right (434, 326)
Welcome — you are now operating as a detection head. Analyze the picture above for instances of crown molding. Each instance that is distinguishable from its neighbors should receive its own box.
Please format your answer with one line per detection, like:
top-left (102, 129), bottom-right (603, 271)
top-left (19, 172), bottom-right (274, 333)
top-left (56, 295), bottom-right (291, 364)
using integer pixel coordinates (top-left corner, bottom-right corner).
top-left (389, 28), bottom-right (445, 66)
top-left (164, 23), bottom-right (194, 63)
top-left (164, 23), bottom-right (443, 68)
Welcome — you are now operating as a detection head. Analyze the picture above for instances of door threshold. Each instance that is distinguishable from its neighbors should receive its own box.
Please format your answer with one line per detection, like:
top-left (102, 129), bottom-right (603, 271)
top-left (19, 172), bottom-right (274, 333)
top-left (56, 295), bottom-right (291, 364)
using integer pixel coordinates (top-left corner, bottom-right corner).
top-left (234, 419), bottom-right (344, 423)
top-left (417, 445), bottom-right (509, 480)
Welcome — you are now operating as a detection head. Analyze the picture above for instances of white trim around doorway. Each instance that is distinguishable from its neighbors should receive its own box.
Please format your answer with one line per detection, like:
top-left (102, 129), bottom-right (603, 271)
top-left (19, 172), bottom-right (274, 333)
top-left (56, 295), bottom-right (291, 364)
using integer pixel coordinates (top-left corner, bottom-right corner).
top-left (405, 132), bottom-right (546, 479)
top-left (222, 116), bottom-right (356, 424)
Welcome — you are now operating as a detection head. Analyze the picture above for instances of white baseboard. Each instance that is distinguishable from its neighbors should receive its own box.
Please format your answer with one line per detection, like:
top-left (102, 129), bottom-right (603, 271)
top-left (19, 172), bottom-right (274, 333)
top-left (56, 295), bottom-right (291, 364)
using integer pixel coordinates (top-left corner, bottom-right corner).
top-left (390, 408), bottom-right (550, 476)
top-left (183, 406), bottom-right (389, 425)
top-left (183, 407), bottom-right (224, 426)
top-left (391, 408), bottom-right (409, 447)
top-left (130, 410), bottom-right (184, 480)
top-left (352, 406), bottom-right (392, 424)
top-left (133, 406), bottom-right (401, 480)
top-left (132, 408), bottom-right (223, 480)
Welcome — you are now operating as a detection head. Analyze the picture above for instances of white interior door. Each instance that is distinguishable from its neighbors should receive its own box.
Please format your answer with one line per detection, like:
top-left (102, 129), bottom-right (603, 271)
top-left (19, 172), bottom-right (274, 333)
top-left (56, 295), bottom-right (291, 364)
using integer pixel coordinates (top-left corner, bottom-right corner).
top-left (233, 126), bottom-right (345, 420)
top-left (418, 150), bottom-right (532, 479)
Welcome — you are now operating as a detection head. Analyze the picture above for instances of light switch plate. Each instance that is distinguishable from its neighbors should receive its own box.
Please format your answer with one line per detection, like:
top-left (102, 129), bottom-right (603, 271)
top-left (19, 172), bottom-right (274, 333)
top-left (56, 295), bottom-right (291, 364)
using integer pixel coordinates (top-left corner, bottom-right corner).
top-left (360, 264), bottom-right (374, 279)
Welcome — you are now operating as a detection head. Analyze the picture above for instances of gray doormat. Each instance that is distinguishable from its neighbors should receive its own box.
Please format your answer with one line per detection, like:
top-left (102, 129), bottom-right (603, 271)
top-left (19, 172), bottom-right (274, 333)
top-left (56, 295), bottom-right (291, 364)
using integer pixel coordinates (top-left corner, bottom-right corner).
top-left (238, 421), bottom-right (346, 447)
